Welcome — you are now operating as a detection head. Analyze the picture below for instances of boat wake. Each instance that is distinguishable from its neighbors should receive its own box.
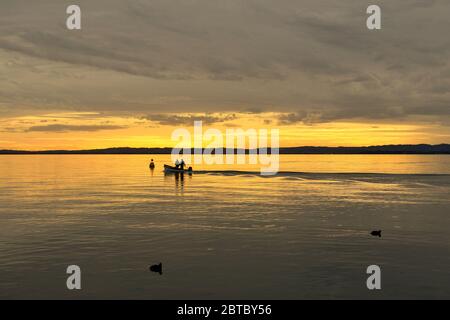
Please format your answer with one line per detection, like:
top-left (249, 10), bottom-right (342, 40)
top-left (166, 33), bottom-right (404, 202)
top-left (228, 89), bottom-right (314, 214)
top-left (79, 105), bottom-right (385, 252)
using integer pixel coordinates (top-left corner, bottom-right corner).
top-left (194, 170), bottom-right (449, 177)
top-left (192, 170), bottom-right (450, 186)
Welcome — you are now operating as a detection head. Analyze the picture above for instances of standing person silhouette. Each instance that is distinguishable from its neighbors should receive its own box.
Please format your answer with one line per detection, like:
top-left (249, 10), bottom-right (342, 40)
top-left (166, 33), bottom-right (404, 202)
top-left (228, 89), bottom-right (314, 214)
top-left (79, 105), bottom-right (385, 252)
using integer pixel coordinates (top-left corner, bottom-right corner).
top-left (175, 159), bottom-right (180, 169)
top-left (149, 159), bottom-right (155, 169)
top-left (180, 159), bottom-right (186, 170)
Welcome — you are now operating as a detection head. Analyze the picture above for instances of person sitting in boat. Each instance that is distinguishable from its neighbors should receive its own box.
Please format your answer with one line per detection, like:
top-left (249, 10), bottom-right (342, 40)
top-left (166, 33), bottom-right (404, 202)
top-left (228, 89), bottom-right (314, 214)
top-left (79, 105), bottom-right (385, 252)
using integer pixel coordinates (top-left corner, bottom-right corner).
top-left (175, 159), bottom-right (180, 169)
top-left (180, 159), bottom-right (186, 170)
top-left (149, 159), bottom-right (155, 169)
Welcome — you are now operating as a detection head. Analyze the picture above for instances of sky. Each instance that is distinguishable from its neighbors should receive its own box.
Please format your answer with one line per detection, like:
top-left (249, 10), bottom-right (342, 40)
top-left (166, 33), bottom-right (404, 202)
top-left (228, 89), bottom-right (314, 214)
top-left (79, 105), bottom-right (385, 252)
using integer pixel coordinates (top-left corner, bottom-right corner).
top-left (1, 0), bottom-right (450, 150)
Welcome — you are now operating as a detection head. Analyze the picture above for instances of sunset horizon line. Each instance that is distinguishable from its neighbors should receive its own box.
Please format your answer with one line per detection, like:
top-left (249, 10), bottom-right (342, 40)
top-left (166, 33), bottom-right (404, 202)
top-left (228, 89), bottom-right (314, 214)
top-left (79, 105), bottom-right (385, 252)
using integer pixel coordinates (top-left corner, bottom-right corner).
top-left (1, 143), bottom-right (450, 154)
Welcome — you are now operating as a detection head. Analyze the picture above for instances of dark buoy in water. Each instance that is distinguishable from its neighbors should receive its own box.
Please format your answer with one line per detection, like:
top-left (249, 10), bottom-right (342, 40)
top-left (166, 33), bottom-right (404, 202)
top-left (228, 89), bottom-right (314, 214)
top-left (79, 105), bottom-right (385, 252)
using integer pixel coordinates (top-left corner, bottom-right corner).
top-left (370, 230), bottom-right (382, 237)
top-left (150, 262), bottom-right (162, 275)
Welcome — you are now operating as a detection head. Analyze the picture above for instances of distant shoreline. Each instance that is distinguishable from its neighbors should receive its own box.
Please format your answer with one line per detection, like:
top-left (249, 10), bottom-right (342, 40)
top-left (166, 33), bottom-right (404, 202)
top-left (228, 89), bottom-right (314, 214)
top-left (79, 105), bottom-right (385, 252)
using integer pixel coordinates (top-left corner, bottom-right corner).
top-left (1, 144), bottom-right (450, 155)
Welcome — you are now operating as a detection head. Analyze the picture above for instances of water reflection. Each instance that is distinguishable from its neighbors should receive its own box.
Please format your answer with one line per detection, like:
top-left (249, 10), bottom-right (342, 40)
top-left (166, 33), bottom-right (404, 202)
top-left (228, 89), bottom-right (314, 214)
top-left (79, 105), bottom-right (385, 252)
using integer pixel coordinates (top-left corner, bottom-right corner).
top-left (164, 170), bottom-right (192, 193)
top-left (1, 155), bottom-right (450, 299)
top-left (175, 172), bottom-right (184, 192)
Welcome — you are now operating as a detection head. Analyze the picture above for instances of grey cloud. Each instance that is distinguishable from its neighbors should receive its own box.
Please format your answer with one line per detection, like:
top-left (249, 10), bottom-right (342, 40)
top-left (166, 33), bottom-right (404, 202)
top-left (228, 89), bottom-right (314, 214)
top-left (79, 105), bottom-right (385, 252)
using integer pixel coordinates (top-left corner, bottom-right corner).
top-left (0, 0), bottom-right (449, 124)
top-left (277, 112), bottom-right (307, 125)
top-left (277, 104), bottom-right (410, 125)
top-left (26, 124), bottom-right (126, 132)
top-left (242, 107), bottom-right (266, 114)
top-left (0, 127), bottom-right (21, 133)
top-left (146, 113), bottom-right (237, 126)
top-left (277, 111), bottom-right (333, 125)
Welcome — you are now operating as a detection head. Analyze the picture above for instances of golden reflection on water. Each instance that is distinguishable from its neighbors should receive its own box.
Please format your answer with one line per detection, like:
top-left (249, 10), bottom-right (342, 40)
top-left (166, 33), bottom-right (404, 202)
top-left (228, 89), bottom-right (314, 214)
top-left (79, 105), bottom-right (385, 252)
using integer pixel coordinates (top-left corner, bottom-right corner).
top-left (0, 154), bottom-right (450, 299)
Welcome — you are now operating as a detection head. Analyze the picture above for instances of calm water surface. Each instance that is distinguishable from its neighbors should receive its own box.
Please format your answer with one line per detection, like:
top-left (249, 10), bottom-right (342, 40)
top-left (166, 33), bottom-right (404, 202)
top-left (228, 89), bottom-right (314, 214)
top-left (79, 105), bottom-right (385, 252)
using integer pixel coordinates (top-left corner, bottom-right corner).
top-left (0, 155), bottom-right (449, 299)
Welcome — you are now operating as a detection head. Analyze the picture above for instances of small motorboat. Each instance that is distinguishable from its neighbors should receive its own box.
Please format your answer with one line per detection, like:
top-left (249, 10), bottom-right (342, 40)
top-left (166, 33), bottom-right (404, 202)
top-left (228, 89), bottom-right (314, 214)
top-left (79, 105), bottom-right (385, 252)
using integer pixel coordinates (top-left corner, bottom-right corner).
top-left (164, 164), bottom-right (193, 174)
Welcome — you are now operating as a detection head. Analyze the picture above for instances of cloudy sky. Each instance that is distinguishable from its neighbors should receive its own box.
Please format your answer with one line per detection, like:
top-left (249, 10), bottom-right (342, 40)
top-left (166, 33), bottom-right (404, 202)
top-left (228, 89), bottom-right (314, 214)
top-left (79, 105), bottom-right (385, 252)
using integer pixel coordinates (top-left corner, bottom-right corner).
top-left (1, 0), bottom-right (449, 149)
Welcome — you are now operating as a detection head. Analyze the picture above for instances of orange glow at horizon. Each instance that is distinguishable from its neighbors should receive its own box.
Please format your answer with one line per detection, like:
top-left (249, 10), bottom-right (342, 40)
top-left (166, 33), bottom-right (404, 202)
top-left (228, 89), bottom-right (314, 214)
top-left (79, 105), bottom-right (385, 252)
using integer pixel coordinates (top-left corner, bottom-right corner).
top-left (1, 112), bottom-right (449, 151)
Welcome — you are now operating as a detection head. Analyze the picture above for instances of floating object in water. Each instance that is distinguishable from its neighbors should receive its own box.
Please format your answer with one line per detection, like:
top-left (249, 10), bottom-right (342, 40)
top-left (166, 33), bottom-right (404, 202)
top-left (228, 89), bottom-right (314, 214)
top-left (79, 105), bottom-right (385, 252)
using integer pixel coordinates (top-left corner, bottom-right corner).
top-left (164, 164), bottom-right (193, 174)
top-left (370, 230), bottom-right (382, 237)
top-left (150, 262), bottom-right (162, 275)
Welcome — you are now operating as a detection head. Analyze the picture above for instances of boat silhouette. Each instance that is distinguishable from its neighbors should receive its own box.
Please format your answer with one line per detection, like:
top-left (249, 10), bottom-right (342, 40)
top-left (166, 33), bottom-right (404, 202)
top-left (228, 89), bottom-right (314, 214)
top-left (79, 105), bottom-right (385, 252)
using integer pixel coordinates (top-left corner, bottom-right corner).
top-left (164, 164), bottom-right (193, 174)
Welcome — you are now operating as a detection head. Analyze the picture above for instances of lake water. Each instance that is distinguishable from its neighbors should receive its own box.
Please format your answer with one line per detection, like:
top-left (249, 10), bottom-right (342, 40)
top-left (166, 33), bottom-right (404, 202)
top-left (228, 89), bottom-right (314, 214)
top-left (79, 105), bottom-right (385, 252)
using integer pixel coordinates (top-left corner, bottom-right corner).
top-left (0, 154), bottom-right (449, 299)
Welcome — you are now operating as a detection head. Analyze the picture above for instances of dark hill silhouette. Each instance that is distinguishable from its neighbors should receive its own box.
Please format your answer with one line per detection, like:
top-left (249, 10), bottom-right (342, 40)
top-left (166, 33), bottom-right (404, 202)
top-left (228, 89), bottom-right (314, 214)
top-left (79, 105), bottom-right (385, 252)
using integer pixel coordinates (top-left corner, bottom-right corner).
top-left (1, 144), bottom-right (449, 154)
